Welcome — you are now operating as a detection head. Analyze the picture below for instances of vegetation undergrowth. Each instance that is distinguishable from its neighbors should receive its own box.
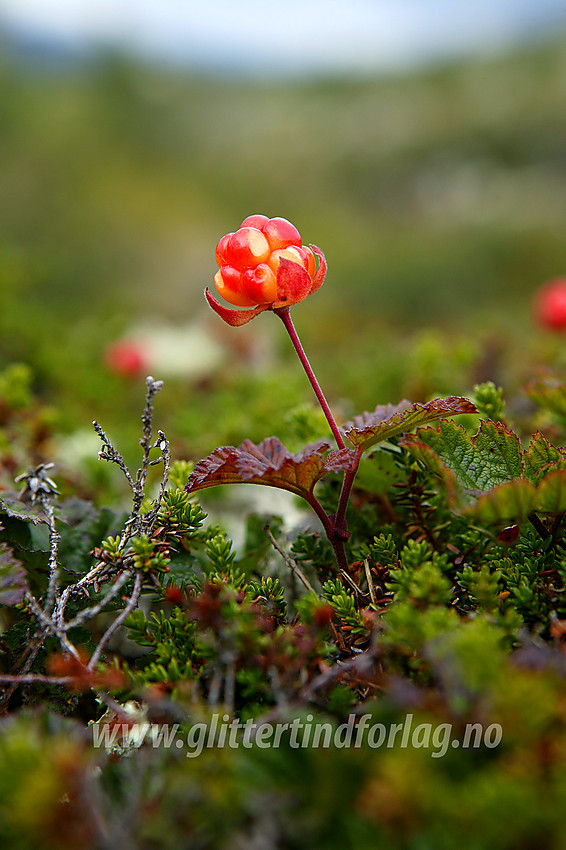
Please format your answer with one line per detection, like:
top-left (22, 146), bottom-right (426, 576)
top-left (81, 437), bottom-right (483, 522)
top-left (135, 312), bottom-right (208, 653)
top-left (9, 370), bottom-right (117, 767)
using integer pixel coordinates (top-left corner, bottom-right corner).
top-left (3, 210), bottom-right (566, 848)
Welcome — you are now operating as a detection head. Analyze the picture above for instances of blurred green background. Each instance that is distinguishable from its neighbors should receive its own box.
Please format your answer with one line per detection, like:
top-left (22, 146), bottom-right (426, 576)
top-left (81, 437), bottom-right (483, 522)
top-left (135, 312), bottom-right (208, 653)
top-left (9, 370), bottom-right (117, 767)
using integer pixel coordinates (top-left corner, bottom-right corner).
top-left (2, 31), bottom-right (566, 473)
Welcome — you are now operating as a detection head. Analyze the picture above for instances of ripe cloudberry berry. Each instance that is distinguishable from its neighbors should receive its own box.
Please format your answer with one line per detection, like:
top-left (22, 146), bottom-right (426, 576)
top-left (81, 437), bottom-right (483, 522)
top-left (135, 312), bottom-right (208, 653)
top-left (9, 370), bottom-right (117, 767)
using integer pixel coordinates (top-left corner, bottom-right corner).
top-left (206, 214), bottom-right (326, 326)
top-left (534, 278), bottom-right (566, 331)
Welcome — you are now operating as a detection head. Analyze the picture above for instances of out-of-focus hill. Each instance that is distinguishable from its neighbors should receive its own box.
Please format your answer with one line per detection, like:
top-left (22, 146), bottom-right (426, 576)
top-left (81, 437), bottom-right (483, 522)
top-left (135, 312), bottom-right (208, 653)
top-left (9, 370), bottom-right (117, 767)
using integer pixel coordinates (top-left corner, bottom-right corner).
top-left (1, 35), bottom-right (566, 438)
top-left (1, 36), bottom-right (566, 321)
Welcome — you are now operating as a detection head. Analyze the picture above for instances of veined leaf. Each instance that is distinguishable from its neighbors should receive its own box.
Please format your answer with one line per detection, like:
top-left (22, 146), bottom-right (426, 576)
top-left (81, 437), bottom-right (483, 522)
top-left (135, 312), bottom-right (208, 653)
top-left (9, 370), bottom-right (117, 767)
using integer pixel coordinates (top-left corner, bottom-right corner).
top-left (403, 419), bottom-right (523, 491)
top-left (403, 420), bottom-right (566, 523)
top-left (0, 495), bottom-right (52, 526)
top-left (523, 432), bottom-right (566, 486)
top-left (185, 437), bottom-right (355, 500)
top-left (341, 397), bottom-right (476, 452)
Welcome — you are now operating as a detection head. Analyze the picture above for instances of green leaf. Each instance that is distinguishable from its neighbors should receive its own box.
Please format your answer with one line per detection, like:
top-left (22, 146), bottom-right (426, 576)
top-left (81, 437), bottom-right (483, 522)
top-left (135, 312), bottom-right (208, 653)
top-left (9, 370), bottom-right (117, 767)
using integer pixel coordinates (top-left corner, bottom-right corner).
top-left (0, 514), bottom-right (33, 551)
top-left (472, 480), bottom-right (536, 523)
top-left (167, 552), bottom-right (200, 582)
top-left (403, 420), bottom-right (566, 523)
top-left (341, 396), bottom-right (476, 452)
top-left (403, 420), bottom-right (523, 491)
top-left (536, 470), bottom-right (566, 514)
top-left (0, 543), bottom-right (27, 606)
top-left (0, 495), bottom-right (52, 526)
top-left (523, 432), bottom-right (566, 486)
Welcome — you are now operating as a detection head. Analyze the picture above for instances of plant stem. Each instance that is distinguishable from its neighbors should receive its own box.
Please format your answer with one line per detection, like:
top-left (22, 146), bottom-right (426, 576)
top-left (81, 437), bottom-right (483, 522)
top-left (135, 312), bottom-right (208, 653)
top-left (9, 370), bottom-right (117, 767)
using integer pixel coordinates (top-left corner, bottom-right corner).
top-left (275, 306), bottom-right (352, 570)
top-left (275, 307), bottom-right (345, 450)
top-left (330, 538), bottom-right (349, 572)
top-left (334, 448), bottom-right (362, 535)
top-left (528, 511), bottom-right (549, 540)
top-left (304, 490), bottom-right (349, 571)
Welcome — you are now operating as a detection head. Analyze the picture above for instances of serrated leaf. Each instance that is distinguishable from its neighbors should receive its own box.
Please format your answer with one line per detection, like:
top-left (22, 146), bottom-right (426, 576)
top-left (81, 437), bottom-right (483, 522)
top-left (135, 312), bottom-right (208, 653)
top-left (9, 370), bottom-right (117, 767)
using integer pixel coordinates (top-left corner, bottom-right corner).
top-left (0, 514), bottom-right (33, 550)
top-left (471, 481), bottom-right (536, 523)
top-left (401, 439), bottom-right (463, 506)
top-left (536, 471), bottom-right (566, 514)
top-left (185, 438), bottom-right (355, 500)
top-left (0, 495), bottom-right (52, 526)
top-left (404, 420), bottom-right (566, 523)
top-left (403, 420), bottom-right (523, 491)
top-left (341, 397), bottom-right (476, 451)
top-left (523, 432), bottom-right (566, 486)
top-left (0, 543), bottom-right (27, 606)
top-left (469, 420), bottom-right (524, 484)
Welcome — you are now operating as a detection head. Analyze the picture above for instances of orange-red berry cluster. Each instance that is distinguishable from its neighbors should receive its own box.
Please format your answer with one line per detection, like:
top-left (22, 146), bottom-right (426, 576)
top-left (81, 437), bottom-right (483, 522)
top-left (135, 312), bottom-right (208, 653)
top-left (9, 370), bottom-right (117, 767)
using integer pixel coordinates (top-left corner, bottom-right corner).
top-left (214, 214), bottom-right (316, 307)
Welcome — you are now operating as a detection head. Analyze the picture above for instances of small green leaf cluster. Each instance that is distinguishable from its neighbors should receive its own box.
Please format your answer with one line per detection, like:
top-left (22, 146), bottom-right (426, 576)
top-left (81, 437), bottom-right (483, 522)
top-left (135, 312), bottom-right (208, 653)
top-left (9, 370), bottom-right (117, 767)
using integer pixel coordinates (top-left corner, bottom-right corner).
top-left (473, 380), bottom-right (506, 422)
top-left (291, 532), bottom-right (334, 580)
top-left (322, 579), bottom-right (367, 639)
top-left (157, 488), bottom-right (206, 534)
top-left (101, 534), bottom-right (123, 559)
top-left (204, 534), bottom-right (245, 588)
top-left (283, 402), bottom-right (329, 445)
top-left (167, 460), bottom-right (194, 491)
top-left (127, 607), bottom-right (199, 686)
top-left (131, 534), bottom-right (170, 573)
top-left (247, 576), bottom-right (287, 620)
top-left (362, 532), bottom-right (398, 566)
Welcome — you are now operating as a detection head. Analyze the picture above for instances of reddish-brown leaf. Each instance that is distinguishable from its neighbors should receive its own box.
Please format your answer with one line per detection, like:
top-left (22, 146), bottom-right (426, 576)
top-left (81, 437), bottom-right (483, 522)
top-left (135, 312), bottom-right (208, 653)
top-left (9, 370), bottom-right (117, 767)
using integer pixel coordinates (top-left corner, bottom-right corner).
top-left (341, 397), bottom-right (476, 451)
top-left (186, 437), bottom-right (355, 499)
top-left (205, 288), bottom-right (269, 326)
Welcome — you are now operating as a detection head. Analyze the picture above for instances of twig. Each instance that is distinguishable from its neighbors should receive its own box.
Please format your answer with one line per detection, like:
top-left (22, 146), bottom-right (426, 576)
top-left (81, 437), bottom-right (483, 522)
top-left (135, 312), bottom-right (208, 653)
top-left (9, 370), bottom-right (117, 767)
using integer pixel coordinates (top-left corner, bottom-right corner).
top-left (528, 511), bottom-right (550, 540)
top-left (123, 377), bottom-right (164, 540)
top-left (25, 591), bottom-right (80, 657)
top-left (301, 644), bottom-right (380, 699)
top-left (364, 558), bottom-right (377, 606)
top-left (93, 421), bottom-right (135, 490)
top-left (264, 524), bottom-right (318, 595)
top-left (339, 569), bottom-right (364, 598)
top-left (88, 571), bottom-right (143, 670)
top-left (64, 569), bottom-right (134, 630)
top-left (43, 501), bottom-right (61, 615)
top-left (0, 673), bottom-right (74, 685)
top-left (142, 430), bottom-right (171, 530)
top-left (4, 377), bottom-right (169, 698)
top-left (0, 628), bottom-right (45, 710)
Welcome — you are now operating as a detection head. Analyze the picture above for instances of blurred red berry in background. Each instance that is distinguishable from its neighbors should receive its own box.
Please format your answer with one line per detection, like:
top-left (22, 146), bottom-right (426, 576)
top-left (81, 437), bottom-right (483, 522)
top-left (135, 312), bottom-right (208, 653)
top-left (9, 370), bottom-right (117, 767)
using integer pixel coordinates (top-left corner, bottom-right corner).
top-left (105, 340), bottom-right (148, 378)
top-left (534, 278), bottom-right (566, 331)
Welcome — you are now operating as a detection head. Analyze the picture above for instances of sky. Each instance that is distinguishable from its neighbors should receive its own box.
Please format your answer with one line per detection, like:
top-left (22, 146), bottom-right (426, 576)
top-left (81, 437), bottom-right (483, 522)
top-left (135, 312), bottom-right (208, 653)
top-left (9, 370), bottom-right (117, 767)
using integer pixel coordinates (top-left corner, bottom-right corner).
top-left (1, 0), bottom-right (566, 76)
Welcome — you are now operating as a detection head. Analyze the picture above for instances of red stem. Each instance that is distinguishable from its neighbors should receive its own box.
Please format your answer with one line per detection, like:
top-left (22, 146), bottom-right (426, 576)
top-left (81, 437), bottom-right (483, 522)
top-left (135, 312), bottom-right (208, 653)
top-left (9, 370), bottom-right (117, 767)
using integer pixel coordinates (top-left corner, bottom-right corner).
top-left (334, 447), bottom-right (362, 535)
top-left (275, 307), bottom-right (345, 450)
top-left (275, 306), bottom-right (352, 570)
